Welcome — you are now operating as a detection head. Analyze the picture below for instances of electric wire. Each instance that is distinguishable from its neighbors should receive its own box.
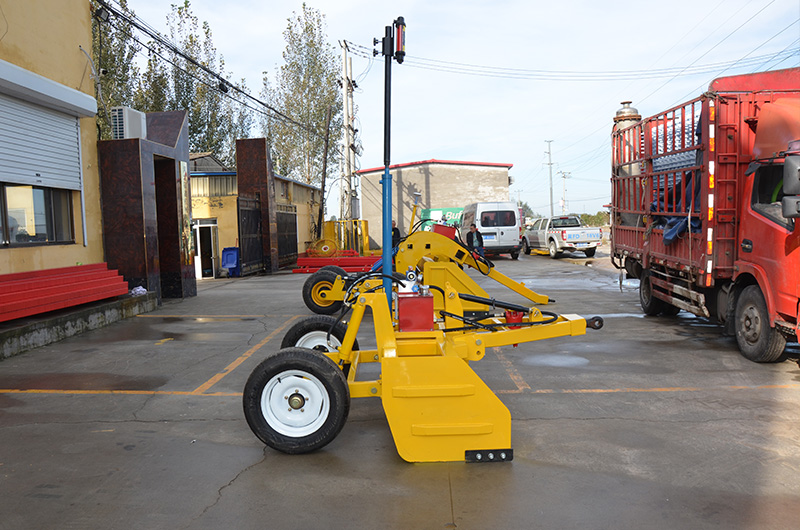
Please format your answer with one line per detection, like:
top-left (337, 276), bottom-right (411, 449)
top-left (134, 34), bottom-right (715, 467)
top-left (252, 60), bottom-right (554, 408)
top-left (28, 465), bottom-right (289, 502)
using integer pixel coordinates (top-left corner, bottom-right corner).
top-left (343, 40), bottom-right (796, 81)
top-left (99, 5), bottom-right (352, 180)
top-left (98, 0), bottom-right (321, 136)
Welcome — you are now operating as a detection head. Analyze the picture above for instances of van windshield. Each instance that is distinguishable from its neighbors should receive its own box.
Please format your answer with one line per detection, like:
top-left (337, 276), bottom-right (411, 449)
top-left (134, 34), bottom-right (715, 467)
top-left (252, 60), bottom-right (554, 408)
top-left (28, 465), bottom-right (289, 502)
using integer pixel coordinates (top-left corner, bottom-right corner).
top-left (480, 210), bottom-right (516, 227)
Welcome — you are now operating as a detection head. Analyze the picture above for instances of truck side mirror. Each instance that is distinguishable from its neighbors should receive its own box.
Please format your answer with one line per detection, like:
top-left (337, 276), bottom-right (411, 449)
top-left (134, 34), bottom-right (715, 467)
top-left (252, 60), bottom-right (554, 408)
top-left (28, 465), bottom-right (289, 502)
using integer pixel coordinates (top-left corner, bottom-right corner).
top-left (784, 154), bottom-right (800, 195)
top-left (782, 196), bottom-right (800, 219)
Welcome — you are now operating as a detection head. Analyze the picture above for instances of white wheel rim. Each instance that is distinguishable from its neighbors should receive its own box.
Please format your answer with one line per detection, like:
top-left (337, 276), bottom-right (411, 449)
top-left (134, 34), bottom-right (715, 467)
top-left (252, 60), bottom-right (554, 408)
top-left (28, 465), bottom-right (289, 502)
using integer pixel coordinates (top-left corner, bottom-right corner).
top-left (261, 370), bottom-right (331, 437)
top-left (295, 331), bottom-right (341, 352)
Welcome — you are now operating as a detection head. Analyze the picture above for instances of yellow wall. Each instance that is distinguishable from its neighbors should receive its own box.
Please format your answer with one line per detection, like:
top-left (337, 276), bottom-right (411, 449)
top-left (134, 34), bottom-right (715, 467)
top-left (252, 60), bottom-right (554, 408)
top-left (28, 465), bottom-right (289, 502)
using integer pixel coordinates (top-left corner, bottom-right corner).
top-left (191, 195), bottom-right (240, 250)
top-left (0, 0), bottom-right (103, 273)
top-left (283, 182), bottom-right (319, 251)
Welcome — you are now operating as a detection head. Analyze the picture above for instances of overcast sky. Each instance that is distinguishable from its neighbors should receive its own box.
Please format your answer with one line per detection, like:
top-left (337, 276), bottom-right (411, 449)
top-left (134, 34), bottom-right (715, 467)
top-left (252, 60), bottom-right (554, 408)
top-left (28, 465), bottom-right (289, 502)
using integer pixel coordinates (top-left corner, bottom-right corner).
top-left (125, 0), bottom-right (799, 216)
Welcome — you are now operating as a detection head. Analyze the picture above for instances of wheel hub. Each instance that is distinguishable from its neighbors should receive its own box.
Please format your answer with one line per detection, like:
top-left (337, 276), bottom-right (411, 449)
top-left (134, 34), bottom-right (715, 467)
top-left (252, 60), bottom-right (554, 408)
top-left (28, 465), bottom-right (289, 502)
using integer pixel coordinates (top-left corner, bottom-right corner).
top-left (742, 305), bottom-right (760, 342)
top-left (287, 392), bottom-right (306, 410)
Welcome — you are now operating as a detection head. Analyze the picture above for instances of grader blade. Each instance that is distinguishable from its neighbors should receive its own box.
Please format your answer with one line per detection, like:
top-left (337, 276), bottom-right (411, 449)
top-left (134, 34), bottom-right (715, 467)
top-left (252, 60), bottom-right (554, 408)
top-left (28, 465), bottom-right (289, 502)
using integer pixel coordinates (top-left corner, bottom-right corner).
top-left (381, 355), bottom-right (512, 463)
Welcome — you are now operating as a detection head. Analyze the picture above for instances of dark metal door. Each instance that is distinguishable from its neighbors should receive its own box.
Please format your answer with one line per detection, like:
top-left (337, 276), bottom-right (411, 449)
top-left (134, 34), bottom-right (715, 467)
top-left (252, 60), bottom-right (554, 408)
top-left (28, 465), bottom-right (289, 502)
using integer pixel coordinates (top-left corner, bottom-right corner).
top-left (238, 196), bottom-right (263, 275)
top-left (277, 207), bottom-right (298, 268)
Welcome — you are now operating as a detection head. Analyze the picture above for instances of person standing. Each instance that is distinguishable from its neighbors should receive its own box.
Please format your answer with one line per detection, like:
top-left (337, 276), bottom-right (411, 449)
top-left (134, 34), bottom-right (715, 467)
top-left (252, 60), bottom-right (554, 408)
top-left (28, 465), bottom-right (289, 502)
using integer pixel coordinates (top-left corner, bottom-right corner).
top-left (391, 220), bottom-right (402, 248)
top-left (466, 223), bottom-right (484, 257)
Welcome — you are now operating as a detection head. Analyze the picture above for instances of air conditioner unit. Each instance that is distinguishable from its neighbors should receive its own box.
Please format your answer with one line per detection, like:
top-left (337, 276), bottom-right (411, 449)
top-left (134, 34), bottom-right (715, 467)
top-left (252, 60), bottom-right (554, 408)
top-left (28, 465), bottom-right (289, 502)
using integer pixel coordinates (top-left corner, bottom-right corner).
top-left (111, 106), bottom-right (147, 140)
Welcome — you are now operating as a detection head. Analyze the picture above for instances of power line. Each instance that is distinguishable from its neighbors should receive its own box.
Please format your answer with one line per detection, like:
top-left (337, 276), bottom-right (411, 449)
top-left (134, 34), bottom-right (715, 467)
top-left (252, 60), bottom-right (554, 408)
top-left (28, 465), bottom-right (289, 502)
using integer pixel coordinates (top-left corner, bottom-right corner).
top-left (97, 0), bottom-right (320, 136)
top-left (344, 40), bottom-right (796, 81)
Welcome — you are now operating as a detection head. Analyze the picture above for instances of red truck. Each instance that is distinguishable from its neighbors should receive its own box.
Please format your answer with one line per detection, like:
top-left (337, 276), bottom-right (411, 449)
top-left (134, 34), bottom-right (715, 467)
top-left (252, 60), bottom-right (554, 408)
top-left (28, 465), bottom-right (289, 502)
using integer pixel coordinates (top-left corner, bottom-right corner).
top-left (611, 68), bottom-right (800, 362)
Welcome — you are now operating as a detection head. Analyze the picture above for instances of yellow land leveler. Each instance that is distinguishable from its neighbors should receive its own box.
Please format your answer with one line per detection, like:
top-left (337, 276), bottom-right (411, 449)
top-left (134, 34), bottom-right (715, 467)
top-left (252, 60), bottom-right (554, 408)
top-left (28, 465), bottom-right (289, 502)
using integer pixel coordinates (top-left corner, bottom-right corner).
top-left (243, 229), bottom-right (603, 463)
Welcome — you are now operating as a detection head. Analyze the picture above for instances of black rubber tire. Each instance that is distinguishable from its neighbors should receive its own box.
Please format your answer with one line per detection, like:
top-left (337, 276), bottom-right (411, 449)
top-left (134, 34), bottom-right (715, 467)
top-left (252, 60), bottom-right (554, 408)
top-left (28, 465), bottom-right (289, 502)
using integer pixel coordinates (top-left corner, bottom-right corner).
top-left (548, 240), bottom-right (561, 259)
top-left (243, 347), bottom-right (350, 454)
top-left (281, 315), bottom-right (359, 352)
top-left (522, 238), bottom-right (531, 255)
top-left (584, 247), bottom-right (596, 258)
top-left (510, 250), bottom-right (520, 260)
top-left (734, 285), bottom-right (786, 363)
top-left (317, 265), bottom-right (347, 277)
top-left (281, 315), bottom-right (359, 376)
top-left (639, 270), bottom-right (665, 316)
top-left (302, 270), bottom-right (343, 315)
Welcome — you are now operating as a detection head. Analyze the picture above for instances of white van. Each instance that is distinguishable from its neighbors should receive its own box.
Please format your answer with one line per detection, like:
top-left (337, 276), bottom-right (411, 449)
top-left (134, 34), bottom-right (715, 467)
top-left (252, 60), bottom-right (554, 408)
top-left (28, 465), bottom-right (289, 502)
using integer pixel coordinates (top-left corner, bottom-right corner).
top-left (459, 201), bottom-right (522, 259)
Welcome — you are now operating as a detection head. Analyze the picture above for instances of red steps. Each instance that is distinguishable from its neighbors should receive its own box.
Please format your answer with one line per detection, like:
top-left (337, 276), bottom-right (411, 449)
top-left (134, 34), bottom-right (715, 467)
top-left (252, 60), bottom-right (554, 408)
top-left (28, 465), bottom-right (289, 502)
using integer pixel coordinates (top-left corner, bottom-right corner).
top-left (0, 263), bottom-right (129, 323)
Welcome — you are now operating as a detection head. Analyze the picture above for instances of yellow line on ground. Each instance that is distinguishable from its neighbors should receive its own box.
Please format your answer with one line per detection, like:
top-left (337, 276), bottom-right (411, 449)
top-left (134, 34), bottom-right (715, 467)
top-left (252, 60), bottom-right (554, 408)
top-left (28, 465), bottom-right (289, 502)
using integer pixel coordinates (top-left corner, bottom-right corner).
top-left (190, 315), bottom-right (301, 395)
top-left (0, 388), bottom-right (241, 397)
top-left (494, 348), bottom-right (531, 393)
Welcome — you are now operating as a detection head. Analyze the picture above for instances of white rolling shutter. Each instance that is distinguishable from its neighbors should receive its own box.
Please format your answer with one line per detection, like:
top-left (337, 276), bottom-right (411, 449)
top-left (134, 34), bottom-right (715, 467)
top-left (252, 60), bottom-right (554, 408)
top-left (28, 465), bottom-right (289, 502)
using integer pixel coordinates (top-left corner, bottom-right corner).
top-left (0, 92), bottom-right (82, 191)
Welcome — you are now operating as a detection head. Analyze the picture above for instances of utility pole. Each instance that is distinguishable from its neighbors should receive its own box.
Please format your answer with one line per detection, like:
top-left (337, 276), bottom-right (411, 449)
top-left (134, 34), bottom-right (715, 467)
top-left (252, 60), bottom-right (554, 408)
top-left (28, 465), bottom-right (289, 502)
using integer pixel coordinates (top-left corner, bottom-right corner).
top-left (340, 42), bottom-right (357, 220)
top-left (545, 140), bottom-right (554, 217)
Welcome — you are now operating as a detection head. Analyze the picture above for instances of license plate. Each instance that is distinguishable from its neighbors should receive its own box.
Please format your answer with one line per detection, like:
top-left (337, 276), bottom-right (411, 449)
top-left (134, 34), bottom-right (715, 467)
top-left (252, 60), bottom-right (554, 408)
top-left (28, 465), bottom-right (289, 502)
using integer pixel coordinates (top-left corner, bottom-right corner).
top-left (483, 234), bottom-right (495, 241)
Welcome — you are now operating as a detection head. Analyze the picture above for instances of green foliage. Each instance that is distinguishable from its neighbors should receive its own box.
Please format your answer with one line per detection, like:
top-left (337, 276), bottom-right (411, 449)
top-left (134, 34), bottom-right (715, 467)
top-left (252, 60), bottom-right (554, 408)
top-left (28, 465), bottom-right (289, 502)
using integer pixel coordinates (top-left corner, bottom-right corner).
top-left (579, 211), bottom-right (610, 226)
top-left (262, 4), bottom-right (342, 186)
top-left (91, 0), bottom-right (255, 167)
top-left (91, 0), bottom-right (140, 139)
top-left (133, 42), bottom-right (171, 113)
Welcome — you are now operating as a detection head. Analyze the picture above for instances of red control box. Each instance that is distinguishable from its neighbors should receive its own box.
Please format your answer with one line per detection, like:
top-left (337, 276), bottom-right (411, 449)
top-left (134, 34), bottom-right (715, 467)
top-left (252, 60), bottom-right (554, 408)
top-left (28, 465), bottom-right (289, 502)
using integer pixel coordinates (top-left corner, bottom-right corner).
top-left (432, 223), bottom-right (457, 240)
top-left (397, 293), bottom-right (434, 331)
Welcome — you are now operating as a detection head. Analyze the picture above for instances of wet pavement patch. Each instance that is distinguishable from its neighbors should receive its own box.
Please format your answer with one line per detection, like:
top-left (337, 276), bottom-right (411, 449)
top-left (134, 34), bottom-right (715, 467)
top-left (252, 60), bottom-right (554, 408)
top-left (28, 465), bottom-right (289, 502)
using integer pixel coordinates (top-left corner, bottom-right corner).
top-left (0, 373), bottom-right (169, 391)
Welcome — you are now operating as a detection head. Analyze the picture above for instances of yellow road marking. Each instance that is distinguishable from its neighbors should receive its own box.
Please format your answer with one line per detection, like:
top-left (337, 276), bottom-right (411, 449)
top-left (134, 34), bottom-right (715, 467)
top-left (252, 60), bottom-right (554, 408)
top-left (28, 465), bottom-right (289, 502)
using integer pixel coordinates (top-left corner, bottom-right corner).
top-left (0, 388), bottom-right (241, 397)
top-left (190, 315), bottom-right (301, 394)
top-left (155, 338), bottom-right (173, 345)
top-left (494, 348), bottom-right (531, 392)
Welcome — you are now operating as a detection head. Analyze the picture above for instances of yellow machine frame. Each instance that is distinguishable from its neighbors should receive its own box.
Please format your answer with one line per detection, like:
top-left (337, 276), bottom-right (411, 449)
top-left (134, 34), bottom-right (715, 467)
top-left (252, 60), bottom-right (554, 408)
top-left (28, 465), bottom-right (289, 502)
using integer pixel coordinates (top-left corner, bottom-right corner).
top-left (314, 229), bottom-right (549, 315)
top-left (319, 277), bottom-right (587, 463)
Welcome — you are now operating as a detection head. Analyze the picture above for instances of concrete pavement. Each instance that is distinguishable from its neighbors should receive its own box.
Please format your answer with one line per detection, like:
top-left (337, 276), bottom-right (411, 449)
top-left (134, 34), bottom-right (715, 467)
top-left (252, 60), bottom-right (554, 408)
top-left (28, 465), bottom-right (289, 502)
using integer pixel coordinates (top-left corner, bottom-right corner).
top-left (1, 251), bottom-right (799, 529)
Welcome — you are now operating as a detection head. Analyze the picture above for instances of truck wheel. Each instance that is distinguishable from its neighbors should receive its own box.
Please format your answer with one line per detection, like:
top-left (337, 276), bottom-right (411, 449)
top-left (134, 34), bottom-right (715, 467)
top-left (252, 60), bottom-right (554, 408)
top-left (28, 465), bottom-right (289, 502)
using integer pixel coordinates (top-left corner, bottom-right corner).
top-left (302, 270), bottom-right (343, 315)
top-left (584, 248), bottom-right (596, 258)
top-left (243, 347), bottom-right (350, 454)
top-left (548, 240), bottom-right (561, 259)
top-left (522, 239), bottom-right (531, 255)
top-left (734, 285), bottom-right (786, 362)
top-left (639, 270), bottom-right (665, 316)
top-left (510, 250), bottom-right (520, 260)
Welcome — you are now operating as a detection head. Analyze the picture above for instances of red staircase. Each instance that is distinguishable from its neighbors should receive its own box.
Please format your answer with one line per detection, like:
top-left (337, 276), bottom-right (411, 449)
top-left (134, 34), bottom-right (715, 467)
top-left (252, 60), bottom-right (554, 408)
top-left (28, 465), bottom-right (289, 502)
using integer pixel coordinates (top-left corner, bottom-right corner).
top-left (0, 263), bottom-right (129, 323)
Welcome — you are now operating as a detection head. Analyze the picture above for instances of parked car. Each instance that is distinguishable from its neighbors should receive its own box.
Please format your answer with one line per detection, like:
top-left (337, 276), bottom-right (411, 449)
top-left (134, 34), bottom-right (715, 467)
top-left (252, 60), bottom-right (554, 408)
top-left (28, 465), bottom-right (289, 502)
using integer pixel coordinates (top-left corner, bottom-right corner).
top-left (522, 216), bottom-right (602, 258)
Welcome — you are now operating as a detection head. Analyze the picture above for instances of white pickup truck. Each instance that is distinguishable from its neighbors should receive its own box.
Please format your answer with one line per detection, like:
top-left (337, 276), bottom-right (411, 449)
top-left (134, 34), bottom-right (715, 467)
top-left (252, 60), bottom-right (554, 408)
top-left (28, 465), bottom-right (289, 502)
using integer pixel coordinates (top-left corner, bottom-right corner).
top-left (522, 216), bottom-right (602, 258)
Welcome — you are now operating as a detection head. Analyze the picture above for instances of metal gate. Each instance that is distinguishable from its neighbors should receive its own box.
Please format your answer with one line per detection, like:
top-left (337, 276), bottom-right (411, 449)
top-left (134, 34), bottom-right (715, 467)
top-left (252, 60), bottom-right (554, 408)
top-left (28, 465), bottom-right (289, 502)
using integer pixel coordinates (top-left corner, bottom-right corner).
top-left (238, 196), bottom-right (263, 275)
top-left (276, 204), bottom-right (298, 268)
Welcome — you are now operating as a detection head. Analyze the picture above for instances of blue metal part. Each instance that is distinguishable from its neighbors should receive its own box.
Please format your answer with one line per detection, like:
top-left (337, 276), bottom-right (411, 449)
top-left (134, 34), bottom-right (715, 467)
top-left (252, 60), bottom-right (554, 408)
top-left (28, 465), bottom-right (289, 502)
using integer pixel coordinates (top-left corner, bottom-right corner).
top-left (382, 167), bottom-right (393, 304)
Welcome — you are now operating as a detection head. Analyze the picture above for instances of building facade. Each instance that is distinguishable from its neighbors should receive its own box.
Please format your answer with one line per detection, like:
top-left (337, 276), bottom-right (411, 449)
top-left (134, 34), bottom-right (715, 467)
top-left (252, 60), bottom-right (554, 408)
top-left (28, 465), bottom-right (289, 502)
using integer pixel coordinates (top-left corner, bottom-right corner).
top-left (357, 159), bottom-right (513, 246)
top-left (189, 152), bottom-right (321, 276)
top-left (1, 0), bottom-right (102, 272)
